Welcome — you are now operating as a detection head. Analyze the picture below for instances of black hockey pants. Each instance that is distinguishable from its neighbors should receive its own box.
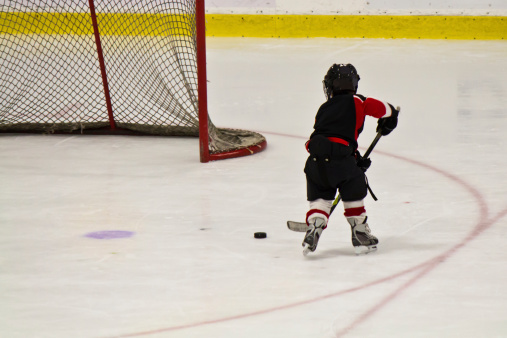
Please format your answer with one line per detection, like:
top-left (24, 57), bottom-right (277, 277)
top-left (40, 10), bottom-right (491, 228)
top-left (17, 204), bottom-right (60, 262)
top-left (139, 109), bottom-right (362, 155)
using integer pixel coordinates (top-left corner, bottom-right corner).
top-left (304, 135), bottom-right (367, 202)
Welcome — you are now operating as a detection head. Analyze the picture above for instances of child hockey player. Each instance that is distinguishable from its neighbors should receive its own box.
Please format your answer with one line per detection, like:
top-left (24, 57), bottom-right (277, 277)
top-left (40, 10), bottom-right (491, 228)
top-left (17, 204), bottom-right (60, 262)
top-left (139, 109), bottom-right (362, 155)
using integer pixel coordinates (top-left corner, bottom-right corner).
top-left (303, 63), bottom-right (399, 255)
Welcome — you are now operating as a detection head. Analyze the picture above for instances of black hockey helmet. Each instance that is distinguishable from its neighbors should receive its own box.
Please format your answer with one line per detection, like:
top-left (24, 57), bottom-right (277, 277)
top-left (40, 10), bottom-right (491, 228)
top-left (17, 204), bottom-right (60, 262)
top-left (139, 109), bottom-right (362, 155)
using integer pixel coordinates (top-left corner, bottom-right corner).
top-left (323, 63), bottom-right (360, 99)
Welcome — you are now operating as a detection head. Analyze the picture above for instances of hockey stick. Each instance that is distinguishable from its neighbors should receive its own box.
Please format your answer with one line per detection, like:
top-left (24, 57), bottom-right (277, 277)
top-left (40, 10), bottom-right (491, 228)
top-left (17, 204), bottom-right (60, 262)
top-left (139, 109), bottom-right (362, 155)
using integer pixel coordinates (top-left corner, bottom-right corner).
top-left (328, 129), bottom-right (382, 213)
top-left (287, 130), bottom-right (384, 232)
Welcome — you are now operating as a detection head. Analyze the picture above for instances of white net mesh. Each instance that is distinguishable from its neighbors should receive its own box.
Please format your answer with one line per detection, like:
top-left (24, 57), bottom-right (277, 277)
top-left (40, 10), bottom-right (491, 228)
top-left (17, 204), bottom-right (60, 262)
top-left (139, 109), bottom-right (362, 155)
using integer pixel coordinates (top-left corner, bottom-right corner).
top-left (0, 0), bottom-right (265, 158)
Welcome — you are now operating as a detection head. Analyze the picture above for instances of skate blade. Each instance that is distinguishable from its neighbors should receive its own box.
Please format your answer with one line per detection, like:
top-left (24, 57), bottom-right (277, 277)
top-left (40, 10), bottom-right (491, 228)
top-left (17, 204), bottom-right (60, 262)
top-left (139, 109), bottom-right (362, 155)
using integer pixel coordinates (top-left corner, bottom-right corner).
top-left (302, 244), bottom-right (314, 256)
top-left (354, 245), bottom-right (377, 255)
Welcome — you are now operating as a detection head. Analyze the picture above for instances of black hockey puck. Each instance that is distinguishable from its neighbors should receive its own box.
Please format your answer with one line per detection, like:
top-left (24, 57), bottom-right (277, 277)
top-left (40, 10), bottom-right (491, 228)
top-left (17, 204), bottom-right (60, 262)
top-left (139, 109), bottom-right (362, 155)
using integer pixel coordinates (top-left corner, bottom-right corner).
top-left (254, 232), bottom-right (267, 239)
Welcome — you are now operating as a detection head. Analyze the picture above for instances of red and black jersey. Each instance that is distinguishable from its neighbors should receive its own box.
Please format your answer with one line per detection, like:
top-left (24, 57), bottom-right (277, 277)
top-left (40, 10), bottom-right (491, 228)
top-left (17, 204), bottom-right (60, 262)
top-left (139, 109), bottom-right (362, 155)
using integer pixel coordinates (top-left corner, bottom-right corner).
top-left (308, 93), bottom-right (395, 151)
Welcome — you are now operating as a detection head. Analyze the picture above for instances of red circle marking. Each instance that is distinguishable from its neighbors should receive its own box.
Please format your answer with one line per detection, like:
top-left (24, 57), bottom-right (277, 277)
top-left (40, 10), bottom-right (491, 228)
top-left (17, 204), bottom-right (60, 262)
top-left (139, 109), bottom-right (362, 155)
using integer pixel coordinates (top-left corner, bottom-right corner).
top-left (115, 132), bottom-right (506, 338)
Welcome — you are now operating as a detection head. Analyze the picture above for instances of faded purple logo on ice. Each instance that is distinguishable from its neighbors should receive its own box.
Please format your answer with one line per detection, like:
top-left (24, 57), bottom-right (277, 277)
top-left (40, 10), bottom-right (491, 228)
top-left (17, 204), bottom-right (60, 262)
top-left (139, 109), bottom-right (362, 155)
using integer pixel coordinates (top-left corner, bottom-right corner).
top-left (85, 230), bottom-right (135, 239)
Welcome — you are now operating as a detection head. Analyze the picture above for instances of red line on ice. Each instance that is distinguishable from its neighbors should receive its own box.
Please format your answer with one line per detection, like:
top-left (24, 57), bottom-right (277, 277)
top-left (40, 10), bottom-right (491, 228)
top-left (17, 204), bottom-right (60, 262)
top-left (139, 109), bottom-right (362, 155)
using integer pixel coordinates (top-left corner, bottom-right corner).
top-left (114, 132), bottom-right (505, 338)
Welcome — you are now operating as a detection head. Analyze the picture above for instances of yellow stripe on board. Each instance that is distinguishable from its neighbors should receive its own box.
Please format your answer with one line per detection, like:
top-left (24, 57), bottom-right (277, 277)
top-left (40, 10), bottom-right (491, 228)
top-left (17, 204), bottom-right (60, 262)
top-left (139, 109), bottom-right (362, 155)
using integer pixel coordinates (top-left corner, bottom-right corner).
top-left (206, 14), bottom-right (506, 40)
top-left (0, 12), bottom-right (194, 36)
top-left (1, 12), bottom-right (505, 40)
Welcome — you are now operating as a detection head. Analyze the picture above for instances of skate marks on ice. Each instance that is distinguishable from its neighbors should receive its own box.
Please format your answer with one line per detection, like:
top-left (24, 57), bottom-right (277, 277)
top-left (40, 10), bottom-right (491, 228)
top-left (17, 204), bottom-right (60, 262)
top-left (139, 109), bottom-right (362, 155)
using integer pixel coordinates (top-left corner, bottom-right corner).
top-left (332, 205), bottom-right (507, 338)
top-left (113, 201), bottom-right (507, 338)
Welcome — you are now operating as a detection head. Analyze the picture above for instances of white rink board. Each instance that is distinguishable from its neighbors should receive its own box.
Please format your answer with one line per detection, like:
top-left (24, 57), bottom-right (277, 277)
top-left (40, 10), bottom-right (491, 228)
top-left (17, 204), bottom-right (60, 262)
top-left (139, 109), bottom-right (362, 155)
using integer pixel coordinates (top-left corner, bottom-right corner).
top-left (6, 0), bottom-right (507, 15)
top-left (207, 0), bottom-right (507, 15)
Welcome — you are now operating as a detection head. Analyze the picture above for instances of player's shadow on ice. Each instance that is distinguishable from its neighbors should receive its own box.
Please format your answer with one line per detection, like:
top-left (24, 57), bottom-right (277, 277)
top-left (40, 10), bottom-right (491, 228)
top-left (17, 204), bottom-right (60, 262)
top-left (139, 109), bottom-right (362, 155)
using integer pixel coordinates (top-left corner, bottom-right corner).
top-left (305, 238), bottom-right (445, 259)
top-left (304, 248), bottom-right (358, 259)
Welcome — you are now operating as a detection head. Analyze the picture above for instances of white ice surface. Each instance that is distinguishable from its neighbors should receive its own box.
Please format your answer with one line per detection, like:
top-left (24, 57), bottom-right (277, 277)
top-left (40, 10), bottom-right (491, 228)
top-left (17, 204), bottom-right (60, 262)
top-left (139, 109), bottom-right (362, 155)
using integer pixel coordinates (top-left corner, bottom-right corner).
top-left (1, 38), bottom-right (507, 338)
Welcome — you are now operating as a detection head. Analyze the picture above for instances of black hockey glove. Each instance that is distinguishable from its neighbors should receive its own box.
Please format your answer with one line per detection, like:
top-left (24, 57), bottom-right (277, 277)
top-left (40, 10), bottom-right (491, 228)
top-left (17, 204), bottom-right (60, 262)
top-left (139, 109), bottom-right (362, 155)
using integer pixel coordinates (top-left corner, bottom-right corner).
top-left (376, 104), bottom-right (399, 136)
top-left (355, 151), bottom-right (371, 172)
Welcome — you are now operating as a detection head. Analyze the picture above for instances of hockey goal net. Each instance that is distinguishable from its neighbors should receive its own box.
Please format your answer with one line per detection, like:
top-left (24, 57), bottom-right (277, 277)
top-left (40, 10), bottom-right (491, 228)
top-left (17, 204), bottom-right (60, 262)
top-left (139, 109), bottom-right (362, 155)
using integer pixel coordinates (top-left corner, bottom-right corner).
top-left (0, 0), bottom-right (266, 162)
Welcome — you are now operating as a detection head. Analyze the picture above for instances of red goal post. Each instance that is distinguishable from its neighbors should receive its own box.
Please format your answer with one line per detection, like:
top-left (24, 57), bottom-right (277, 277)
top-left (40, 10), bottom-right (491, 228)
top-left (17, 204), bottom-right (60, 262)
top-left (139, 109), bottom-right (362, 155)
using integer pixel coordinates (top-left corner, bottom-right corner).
top-left (0, 0), bottom-right (266, 162)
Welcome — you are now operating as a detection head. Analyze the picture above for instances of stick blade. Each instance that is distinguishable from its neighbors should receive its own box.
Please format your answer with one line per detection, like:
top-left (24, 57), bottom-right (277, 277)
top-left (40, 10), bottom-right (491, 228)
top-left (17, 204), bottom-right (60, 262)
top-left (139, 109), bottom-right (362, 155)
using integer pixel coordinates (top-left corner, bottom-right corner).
top-left (287, 220), bottom-right (308, 232)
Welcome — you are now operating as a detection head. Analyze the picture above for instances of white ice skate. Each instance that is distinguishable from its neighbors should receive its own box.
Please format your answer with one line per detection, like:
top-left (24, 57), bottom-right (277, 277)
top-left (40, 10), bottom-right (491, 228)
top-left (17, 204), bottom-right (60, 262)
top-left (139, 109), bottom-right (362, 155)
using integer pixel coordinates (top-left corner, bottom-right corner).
top-left (302, 217), bottom-right (326, 256)
top-left (347, 216), bottom-right (378, 255)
